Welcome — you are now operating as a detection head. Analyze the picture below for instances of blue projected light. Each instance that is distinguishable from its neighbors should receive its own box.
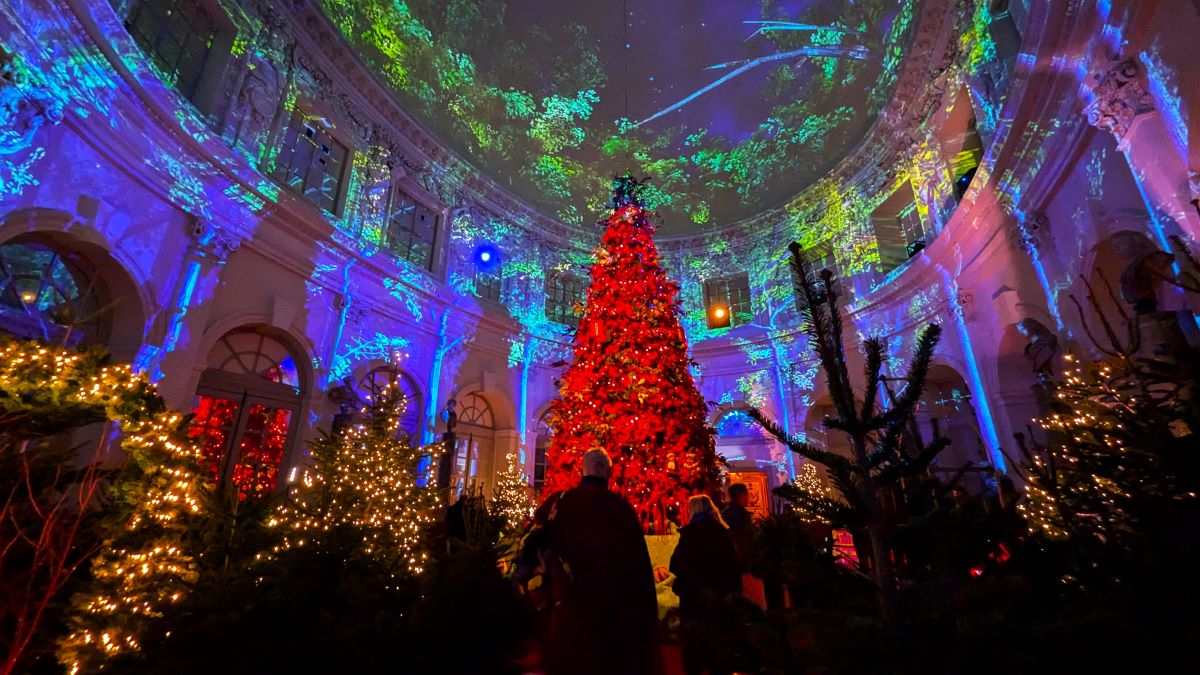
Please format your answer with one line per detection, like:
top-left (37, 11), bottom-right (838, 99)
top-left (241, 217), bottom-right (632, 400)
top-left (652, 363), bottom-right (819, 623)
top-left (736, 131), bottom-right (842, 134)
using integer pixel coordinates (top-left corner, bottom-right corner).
top-left (473, 244), bottom-right (502, 272)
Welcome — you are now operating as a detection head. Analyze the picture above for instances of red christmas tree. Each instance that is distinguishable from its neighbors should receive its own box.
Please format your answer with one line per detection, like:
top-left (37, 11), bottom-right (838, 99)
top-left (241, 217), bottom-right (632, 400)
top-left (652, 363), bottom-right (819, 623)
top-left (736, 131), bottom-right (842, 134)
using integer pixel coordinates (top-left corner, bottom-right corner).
top-left (542, 175), bottom-right (720, 533)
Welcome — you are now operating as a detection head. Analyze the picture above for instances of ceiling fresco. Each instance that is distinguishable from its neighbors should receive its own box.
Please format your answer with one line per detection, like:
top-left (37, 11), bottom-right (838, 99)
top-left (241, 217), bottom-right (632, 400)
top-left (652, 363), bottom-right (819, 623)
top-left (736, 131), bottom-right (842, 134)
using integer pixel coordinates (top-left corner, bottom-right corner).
top-left (316, 0), bottom-right (917, 233)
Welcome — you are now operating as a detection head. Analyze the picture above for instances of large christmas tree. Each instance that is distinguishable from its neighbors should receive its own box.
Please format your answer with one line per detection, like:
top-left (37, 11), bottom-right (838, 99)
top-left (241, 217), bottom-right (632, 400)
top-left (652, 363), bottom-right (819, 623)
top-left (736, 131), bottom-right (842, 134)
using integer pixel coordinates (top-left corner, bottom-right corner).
top-left (542, 175), bottom-right (719, 532)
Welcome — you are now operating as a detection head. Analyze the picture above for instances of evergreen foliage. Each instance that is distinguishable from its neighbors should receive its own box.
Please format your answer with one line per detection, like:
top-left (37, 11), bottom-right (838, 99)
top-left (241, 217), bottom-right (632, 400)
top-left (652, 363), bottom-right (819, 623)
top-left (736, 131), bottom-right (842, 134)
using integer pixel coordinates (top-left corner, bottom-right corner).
top-left (748, 242), bottom-right (949, 622)
top-left (543, 175), bottom-right (720, 531)
top-left (265, 384), bottom-right (439, 577)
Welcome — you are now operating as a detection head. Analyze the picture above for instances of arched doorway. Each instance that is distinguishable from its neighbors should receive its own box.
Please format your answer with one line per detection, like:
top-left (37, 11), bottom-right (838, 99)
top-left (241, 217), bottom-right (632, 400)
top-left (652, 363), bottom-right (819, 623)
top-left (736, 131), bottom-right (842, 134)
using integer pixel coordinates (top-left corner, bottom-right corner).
top-left (0, 240), bottom-right (111, 347)
top-left (450, 391), bottom-right (496, 494)
top-left (189, 327), bottom-right (304, 500)
top-left (915, 364), bottom-right (990, 489)
top-left (714, 406), bottom-right (777, 516)
top-left (357, 364), bottom-right (423, 443)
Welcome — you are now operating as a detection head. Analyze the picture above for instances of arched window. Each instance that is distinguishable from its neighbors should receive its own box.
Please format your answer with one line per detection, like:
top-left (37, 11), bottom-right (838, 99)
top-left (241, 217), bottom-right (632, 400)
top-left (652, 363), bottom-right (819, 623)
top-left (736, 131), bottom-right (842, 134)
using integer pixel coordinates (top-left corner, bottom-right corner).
top-left (451, 392), bottom-right (495, 493)
top-left (0, 242), bottom-right (108, 346)
top-left (457, 392), bottom-right (495, 429)
top-left (189, 328), bottom-right (303, 500)
top-left (715, 409), bottom-right (758, 438)
top-left (357, 365), bottom-right (422, 441)
top-left (533, 409), bottom-right (553, 493)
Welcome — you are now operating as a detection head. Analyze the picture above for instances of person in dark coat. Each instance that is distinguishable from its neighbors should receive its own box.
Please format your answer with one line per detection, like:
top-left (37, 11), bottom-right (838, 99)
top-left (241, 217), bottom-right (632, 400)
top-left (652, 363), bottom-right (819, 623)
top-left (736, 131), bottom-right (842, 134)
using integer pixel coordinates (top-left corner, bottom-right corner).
top-left (535, 449), bottom-right (661, 675)
top-left (670, 495), bottom-right (742, 675)
top-left (720, 483), bottom-right (754, 571)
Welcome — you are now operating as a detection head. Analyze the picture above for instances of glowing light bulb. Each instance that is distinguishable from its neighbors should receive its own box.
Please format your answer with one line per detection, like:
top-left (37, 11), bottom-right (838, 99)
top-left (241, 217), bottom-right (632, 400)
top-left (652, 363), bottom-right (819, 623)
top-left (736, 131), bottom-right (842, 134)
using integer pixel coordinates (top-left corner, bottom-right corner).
top-left (480, 251), bottom-right (491, 263)
top-left (20, 291), bottom-right (35, 303)
top-left (713, 307), bottom-right (727, 319)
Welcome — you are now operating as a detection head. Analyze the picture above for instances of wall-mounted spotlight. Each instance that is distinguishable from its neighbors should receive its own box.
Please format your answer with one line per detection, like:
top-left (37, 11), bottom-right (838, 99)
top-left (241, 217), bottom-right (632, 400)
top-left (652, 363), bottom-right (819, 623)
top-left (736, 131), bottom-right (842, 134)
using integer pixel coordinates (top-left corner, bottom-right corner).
top-left (707, 303), bottom-right (731, 329)
top-left (472, 243), bottom-right (501, 272)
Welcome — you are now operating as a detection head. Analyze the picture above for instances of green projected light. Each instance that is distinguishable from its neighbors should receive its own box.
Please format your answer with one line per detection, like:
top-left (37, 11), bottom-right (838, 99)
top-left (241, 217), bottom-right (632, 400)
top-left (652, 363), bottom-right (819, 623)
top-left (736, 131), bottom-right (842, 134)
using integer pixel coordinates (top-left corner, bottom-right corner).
top-left (312, 0), bottom-right (918, 231)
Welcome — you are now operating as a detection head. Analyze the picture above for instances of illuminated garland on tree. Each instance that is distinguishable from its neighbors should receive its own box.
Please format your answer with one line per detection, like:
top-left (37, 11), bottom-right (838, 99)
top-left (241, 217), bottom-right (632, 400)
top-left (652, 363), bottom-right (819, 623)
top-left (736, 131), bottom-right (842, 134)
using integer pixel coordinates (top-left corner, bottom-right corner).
top-left (792, 463), bottom-right (834, 524)
top-left (1017, 352), bottom-right (1197, 548)
top-left (542, 175), bottom-right (720, 532)
top-left (57, 411), bottom-right (207, 673)
top-left (490, 452), bottom-right (533, 533)
top-left (265, 387), bottom-right (439, 577)
top-left (0, 340), bottom-right (209, 675)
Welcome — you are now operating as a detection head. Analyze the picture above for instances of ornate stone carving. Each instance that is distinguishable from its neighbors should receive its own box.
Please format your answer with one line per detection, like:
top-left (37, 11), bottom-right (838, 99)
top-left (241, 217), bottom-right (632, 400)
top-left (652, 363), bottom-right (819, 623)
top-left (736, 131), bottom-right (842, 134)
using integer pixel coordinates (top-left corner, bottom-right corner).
top-left (1014, 211), bottom-right (1052, 256)
top-left (187, 220), bottom-right (242, 262)
top-left (953, 291), bottom-right (976, 322)
top-left (0, 46), bottom-right (64, 156)
top-left (1016, 318), bottom-right (1059, 383)
top-left (1085, 58), bottom-right (1155, 149)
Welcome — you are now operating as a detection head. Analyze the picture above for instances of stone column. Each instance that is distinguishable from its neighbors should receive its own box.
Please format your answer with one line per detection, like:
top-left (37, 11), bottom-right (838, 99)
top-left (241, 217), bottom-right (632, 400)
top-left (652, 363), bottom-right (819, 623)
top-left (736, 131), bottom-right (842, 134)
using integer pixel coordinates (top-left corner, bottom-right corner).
top-left (1084, 56), bottom-right (1198, 244)
top-left (146, 219), bottom-right (241, 408)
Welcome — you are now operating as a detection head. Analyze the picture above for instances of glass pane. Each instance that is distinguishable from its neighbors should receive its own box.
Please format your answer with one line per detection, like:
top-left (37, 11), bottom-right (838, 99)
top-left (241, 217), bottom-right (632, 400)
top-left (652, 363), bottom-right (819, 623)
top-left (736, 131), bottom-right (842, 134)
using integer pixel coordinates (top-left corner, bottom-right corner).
top-left (189, 395), bottom-right (240, 485)
top-left (232, 404), bottom-right (291, 500)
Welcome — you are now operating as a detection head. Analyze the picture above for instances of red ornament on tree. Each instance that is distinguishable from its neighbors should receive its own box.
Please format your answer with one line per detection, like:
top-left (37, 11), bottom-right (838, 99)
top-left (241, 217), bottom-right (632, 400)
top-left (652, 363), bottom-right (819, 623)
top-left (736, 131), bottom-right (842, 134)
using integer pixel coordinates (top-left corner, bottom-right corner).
top-left (541, 174), bottom-right (720, 533)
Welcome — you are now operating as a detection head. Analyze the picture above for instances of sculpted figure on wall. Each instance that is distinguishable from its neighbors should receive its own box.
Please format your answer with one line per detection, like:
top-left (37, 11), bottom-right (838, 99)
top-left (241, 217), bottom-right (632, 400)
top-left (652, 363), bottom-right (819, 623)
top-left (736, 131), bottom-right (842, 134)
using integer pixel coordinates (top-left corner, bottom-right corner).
top-left (1016, 318), bottom-right (1058, 383)
top-left (0, 46), bottom-right (63, 156)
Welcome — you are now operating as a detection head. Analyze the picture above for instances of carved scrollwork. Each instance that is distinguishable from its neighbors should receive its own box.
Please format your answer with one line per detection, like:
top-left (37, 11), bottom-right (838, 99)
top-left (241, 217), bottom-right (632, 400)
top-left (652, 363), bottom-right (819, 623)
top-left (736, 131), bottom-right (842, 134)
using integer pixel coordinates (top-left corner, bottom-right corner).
top-left (1084, 58), bottom-right (1155, 149)
top-left (187, 219), bottom-right (242, 262)
top-left (0, 46), bottom-right (64, 156)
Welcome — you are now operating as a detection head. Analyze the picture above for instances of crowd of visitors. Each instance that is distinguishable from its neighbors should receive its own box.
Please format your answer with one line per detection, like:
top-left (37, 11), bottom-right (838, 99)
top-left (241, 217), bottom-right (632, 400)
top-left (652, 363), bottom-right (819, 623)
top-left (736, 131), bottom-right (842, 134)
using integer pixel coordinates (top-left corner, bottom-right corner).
top-left (516, 449), bottom-right (760, 675)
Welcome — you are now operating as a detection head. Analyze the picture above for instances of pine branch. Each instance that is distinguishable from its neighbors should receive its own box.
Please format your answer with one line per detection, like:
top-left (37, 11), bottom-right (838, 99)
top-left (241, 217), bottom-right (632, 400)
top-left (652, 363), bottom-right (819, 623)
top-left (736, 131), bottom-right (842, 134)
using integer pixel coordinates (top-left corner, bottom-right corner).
top-left (746, 407), bottom-right (853, 474)
top-left (878, 324), bottom-right (941, 427)
top-left (860, 337), bottom-right (884, 422)
top-left (787, 243), bottom-right (857, 426)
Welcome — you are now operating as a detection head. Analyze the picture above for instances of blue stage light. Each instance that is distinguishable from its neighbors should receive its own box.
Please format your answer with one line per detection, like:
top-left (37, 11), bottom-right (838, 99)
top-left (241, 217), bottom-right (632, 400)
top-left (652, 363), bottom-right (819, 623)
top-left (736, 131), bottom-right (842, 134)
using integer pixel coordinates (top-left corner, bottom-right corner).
top-left (473, 244), bottom-right (501, 271)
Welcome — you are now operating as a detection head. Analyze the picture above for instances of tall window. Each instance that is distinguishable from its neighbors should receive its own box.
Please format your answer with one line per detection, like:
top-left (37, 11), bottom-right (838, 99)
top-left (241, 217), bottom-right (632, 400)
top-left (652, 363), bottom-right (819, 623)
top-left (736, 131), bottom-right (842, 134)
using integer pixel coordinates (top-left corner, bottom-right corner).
top-left (704, 272), bottom-right (752, 327)
top-left (803, 241), bottom-right (838, 282)
top-left (0, 242), bottom-right (108, 347)
top-left (475, 271), bottom-right (503, 303)
top-left (384, 188), bottom-right (438, 270)
top-left (544, 273), bottom-right (586, 328)
top-left (125, 0), bottom-right (220, 103)
top-left (452, 392), bottom-right (495, 493)
top-left (533, 410), bottom-right (553, 493)
top-left (273, 110), bottom-right (350, 214)
top-left (871, 182), bottom-right (925, 272)
top-left (357, 365), bottom-right (422, 441)
top-left (190, 328), bottom-right (303, 501)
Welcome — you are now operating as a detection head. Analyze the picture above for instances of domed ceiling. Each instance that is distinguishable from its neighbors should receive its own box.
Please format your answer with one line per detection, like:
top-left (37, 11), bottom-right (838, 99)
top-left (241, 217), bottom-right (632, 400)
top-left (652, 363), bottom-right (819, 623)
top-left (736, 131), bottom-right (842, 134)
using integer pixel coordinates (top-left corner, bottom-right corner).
top-left (317, 0), bottom-right (918, 234)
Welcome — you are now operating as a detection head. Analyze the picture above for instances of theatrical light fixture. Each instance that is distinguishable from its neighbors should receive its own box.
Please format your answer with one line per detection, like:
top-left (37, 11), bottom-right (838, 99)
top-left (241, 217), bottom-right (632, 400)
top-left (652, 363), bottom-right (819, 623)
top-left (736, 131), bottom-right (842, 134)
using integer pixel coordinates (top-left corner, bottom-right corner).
top-left (707, 303), bottom-right (731, 329)
top-left (472, 243), bottom-right (501, 271)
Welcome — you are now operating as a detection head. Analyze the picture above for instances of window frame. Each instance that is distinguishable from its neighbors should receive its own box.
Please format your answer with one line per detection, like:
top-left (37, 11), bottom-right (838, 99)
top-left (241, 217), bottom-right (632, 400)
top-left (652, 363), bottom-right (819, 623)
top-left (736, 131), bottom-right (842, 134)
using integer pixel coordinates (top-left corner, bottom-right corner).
top-left (382, 182), bottom-right (442, 272)
top-left (271, 105), bottom-right (355, 217)
top-left (474, 269), bottom-right (504, 303)
top-left (544, 272), bottom-right (587, 328)
top-left (121, 0), bottom-right (238, 118)
top-left (356, 364), bottom-right (423, 441)
top-left (191, 329), bottom-right (306, 501)
top-left (703, 272), bottom-right (753, 328)
top-left (0, 242), bottom-right (111, 348)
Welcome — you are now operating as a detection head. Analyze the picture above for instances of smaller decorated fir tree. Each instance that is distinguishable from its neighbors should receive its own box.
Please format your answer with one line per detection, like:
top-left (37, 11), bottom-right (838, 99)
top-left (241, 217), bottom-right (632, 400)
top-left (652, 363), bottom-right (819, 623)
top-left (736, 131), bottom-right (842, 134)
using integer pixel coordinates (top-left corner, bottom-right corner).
top-left (775, 462), bottom-right (844, 525)
top-left (56, 414), bottom-right (208, 672)
top-left (490, 452), bottom-right (533, 533)
top-left (266, 385), bottom-right (439, 577)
